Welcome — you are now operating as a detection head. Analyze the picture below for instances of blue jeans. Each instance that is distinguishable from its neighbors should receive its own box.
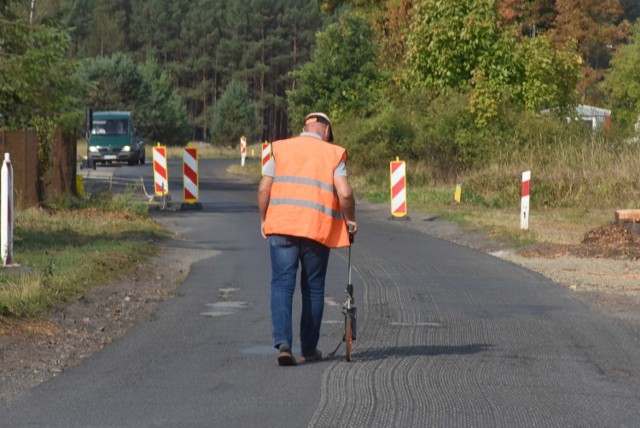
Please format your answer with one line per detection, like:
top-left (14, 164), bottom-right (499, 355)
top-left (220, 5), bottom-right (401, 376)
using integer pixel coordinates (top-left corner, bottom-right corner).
top-left (268, 234), bottom-right (330, 356)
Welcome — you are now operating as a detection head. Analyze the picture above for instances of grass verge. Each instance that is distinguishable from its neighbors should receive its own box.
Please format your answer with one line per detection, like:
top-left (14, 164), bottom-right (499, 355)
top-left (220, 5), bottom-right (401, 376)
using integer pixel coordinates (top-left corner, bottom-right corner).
top-left (0, 192), bottom-right (169, 322)
top-left (349, 169), bottom-right (617, 249)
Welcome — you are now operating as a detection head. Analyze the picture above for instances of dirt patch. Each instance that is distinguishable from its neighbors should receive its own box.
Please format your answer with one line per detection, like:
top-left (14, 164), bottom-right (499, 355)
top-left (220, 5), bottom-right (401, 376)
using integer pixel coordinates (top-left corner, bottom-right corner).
top-left (519, 223), bottom-right (640, 260)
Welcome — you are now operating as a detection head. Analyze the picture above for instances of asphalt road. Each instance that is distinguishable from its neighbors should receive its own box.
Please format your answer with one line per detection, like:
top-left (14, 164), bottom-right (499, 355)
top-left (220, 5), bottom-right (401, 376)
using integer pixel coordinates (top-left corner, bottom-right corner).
top-left (1, 159), bottom-right (639, 427)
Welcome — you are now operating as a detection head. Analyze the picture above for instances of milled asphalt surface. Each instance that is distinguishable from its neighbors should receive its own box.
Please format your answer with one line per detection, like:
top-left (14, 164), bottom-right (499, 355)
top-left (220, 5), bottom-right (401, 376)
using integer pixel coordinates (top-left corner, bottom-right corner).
top-left (1, 159), bottom-right (639, 426)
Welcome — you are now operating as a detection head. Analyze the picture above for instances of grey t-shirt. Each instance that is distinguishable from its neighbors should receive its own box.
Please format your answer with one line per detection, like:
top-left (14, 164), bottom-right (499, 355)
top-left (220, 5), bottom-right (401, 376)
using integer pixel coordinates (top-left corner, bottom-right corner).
top-left (262, 132), bottom-right (347, 178)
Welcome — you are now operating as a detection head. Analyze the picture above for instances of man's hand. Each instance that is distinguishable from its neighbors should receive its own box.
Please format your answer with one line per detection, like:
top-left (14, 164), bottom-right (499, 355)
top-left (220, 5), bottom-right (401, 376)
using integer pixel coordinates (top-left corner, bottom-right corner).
top-left (335, 175), bottom-right (357, 237)
top-left (261, 220), bottom-right (268, 240)
top-left (258, 176), bottom-right (274, 240)
top-left (346, 219), bottom-right (358, 235)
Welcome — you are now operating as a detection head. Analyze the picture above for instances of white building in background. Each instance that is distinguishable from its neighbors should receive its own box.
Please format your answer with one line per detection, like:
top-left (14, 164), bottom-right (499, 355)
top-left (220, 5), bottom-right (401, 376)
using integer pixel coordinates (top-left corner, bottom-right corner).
top-left (541, 104), bottom-right (612, 130)
top-left (573, 105), bottom-right (611, 130)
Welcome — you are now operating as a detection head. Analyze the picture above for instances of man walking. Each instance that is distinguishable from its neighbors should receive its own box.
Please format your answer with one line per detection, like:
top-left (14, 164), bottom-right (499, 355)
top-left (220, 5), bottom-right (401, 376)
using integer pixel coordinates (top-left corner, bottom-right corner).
top-left (258, 112), bottom-right (358, 366)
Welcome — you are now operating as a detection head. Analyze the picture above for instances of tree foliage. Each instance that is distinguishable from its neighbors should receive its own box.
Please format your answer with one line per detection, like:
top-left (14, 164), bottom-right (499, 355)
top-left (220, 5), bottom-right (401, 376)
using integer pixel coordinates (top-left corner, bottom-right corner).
top-left (602, 22), bottom-right (640, 130)
top-left (404, 0), bottom-right (581, 126)
top-left (138, 58), bottom-right (191, 146)
top-left (287, 13), bottom-right (384, 127)
top-left (514, 35), bottom-right (580, 112)
top-left (549, 0), bottom-right (630, 103)
top-left (211, 80), bottom-right (260, 147)
top-left (0, 19), bottom-right (83, 129)
top-left (498, 0), bottom-right (557, 37)
top-left (404, 0), bottom-right (504, 91)
top-left (0, 10), bottom-right (85, 204)
top-left (65, 0), bottom-right (323, 142)
top-left (81, 53), bottom-right (146, 111)
top-left (80, 53), bottom-right (190, 145)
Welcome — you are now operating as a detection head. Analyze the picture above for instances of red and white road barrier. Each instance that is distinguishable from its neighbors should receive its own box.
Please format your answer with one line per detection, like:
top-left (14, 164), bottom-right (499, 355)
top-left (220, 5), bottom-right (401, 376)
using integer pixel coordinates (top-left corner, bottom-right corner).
top-left (390, 157), bottom-right (407, 218)
top-left (1, 153), bottom-right (14, 266)
top-left (261, 141), bottom-right (271, 175)
top-left (520, 170), bottom-right (531, 230)
top-left (153, 144), bottom-right (168, 196)
top-left (240, 136), bottom-right (247, 167)
top-left (183, 147), bottom-right (199, 203)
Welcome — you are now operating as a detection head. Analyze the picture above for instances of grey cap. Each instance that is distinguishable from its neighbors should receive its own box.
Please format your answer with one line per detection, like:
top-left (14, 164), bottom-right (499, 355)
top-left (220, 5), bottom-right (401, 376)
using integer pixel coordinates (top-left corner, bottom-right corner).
top-left (305, 112), bottom-right (333, 142)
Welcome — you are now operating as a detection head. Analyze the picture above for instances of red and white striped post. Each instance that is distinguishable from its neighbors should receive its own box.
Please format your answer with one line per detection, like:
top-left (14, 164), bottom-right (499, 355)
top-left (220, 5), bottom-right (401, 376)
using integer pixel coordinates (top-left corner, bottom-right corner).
top-left (153, 144), bottom-right (168, 196)
top-left (520, 170), bottom-right (531, 230)
top-left (240, 136), bottom-right (247, 167)
top-left (390, 157), bottom-right (407, 218)
top-left (1, 153), bottom-right (14, 266)
top-left (183, 147), bottom-right (199, 204)
top-left (261, 141), bottom-right (271, 176)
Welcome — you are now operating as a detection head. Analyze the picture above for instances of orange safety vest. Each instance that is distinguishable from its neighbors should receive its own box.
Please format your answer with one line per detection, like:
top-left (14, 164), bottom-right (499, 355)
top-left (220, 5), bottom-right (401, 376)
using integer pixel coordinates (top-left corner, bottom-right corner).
top-left (264, 135), bottom-right (350, 248)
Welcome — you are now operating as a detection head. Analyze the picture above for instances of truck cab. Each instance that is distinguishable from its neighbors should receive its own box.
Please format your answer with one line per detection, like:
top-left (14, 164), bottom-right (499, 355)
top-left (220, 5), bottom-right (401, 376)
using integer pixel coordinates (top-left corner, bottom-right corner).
top-left (87, 111), bottom-right (145, 166)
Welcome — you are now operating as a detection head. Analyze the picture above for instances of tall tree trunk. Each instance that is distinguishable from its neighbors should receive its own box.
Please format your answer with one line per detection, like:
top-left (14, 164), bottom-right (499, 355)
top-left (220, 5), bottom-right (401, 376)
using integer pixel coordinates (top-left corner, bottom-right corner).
top-left (202, 67), bottom-right (207, 141)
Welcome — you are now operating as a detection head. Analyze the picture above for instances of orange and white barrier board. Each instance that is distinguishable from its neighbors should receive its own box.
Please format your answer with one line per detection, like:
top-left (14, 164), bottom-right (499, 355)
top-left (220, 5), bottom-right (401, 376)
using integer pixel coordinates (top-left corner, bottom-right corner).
top-left (183, 147), bottom-right (199, 203)
top-left (390, 157), bottom-right (407, 217)
top-left (240, 136), bottom-right (247, 167)
top-left (520, 170), bottom-right (531, 230)
top-left (262, 141), bottom-right (271, 175)
top-left (153, 144), bottom-right (168, 196)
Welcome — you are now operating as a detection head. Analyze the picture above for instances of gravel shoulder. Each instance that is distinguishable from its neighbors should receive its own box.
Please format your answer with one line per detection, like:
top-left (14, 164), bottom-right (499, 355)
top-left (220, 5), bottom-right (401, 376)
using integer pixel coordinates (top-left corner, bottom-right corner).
top-left (2, 198), bottom-right (639, 405)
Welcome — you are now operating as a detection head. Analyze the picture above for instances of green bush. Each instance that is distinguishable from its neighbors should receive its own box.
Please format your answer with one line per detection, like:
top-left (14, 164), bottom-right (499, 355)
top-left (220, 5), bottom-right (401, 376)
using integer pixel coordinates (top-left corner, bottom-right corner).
top-left (338, 90), bottom-right (484, 181)
top-left (338, 106), bottom-right (416, 169)
top-left (334, 84), bottom-right (640, 211)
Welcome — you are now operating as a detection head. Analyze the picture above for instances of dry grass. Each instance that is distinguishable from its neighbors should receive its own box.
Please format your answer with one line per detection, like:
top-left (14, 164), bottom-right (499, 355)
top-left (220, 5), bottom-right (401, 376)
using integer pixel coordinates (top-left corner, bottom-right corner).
top-left (485, 137), bottom-right (640, 209)
top-left (347, 159), bottom-right (622, 248)
top-left (463, 206), bottom-right (612, 246)
top-left (0, 200), bottom-right (166, 318)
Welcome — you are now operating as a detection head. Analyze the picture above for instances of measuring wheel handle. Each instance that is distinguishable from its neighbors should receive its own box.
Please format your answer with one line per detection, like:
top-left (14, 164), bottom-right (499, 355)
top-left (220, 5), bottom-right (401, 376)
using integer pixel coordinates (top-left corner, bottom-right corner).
top-left (349, 306), bottom-right (357, 341)
top-left (345, 309), bottom-right (353, 362)
top-left (346, 283), bottom-right (356, 341)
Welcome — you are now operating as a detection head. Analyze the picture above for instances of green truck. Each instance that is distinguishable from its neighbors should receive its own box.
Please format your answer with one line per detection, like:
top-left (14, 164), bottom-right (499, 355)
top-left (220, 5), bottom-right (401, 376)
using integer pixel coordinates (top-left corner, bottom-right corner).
top-left (87, 111), bottom-right (145, 167)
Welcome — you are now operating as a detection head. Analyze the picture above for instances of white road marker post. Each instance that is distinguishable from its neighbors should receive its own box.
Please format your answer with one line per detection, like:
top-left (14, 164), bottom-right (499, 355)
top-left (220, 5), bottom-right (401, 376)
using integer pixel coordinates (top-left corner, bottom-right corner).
top-left (1, 153), bottom-right (15, 266)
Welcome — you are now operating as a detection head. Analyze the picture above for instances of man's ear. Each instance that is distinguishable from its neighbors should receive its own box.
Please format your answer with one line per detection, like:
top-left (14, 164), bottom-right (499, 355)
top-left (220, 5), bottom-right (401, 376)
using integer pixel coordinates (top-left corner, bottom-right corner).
top-left (323, 125), bottom-right (331, 141)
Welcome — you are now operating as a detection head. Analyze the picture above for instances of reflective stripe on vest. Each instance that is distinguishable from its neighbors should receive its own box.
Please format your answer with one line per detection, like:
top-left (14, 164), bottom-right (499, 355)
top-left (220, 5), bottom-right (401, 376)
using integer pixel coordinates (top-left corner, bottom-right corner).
top-left (274, 175), bottom-right (336, 194)
top-left (270, 198), bottom-right (343, 219)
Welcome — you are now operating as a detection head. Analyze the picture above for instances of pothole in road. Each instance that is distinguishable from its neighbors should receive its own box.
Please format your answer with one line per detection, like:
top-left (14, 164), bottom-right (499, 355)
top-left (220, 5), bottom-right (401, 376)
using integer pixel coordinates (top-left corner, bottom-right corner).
top-left (201, 301), bottom-right (249, 317)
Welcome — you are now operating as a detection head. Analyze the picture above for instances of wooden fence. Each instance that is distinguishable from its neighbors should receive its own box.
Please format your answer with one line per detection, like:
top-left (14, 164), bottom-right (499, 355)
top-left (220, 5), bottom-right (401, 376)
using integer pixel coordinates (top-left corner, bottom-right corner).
top-left (1, 130), bottom-right (77, 208)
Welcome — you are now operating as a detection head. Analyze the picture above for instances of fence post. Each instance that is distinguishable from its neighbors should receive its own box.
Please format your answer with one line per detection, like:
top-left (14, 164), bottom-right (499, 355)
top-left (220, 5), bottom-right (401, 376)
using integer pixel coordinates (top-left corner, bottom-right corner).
top-left (1, 153), bottom-right (14, 265)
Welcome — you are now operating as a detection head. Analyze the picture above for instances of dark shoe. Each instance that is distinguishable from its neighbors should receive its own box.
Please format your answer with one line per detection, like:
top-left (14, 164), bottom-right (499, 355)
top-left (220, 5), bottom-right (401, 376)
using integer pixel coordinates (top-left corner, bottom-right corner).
top-left (299, 349), bottom-right (322, 363)
top-left (277, 344), bottom-right (297, 366)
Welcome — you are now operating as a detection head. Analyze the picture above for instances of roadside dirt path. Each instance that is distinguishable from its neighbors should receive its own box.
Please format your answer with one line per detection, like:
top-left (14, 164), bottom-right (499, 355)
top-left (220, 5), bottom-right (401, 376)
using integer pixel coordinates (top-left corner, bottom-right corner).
top-left (1, 201), bottom-right (639, 405)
